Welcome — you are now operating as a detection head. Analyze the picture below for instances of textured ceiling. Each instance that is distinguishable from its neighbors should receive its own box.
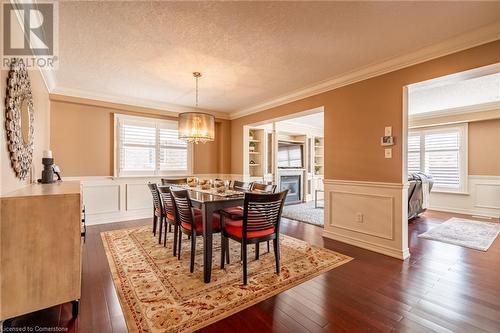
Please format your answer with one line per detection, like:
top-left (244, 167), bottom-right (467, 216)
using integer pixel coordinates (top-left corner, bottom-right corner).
top-left (54, 1), bottom-right (500, 113)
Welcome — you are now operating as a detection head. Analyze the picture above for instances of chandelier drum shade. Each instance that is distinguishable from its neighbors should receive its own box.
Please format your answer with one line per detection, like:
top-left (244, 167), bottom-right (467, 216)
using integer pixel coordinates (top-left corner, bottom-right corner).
top-left (178, 112), bottom-right (215, 144)
top-left (178, 72), bottom-right (215, 144)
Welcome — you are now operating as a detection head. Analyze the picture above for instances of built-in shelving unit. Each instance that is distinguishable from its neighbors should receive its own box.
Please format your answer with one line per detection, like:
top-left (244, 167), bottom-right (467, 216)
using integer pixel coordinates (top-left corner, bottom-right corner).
top-left (314, 137), bottom-right (324, 177)
top-left (248, 129), bottom-right (266, 178)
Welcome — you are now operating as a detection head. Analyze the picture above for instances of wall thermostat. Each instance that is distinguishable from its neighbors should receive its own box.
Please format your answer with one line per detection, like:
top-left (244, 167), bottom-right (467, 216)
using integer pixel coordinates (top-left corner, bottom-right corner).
top-left (381, 136), bottom-right (394, 146)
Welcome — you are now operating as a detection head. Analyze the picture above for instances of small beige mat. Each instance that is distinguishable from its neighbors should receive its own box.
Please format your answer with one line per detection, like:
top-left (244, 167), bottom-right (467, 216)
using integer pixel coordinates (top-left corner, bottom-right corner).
top-left (418, 217), bottom-right (500, 251)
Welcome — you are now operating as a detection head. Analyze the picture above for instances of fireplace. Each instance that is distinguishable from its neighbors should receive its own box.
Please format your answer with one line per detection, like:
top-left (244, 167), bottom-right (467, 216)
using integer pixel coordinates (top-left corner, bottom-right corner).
top-left (280, 175), bottom-right (301, 204)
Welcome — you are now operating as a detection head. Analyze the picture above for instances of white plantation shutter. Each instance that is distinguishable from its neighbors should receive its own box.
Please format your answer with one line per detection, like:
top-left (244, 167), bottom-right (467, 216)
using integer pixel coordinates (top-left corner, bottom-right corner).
top-left (408, 124), bottom-right (467, 192)
top-left (407, 133), bottom-right (421, 174)
top-left (424, 130), bottom-right (460, 189)
top-left (120, 123), bottom-right (156, 171)
top-left (159, 128), bottom-right (188, 171)
top-left (116, 114), bottom-right (191, 176)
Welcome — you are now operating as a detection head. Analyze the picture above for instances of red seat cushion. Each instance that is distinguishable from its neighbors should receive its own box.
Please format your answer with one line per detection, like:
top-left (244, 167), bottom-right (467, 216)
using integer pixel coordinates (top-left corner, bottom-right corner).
top-left (155, 207), bottom-right (161, 215)
top-left (166, 212), bottom-right (175, 221)
top-left (214, 207), bottom-right (243, 228)
top-left (225, 223), bottom-right (274, 239)
top-left (181, 209), bottom-right (220, 233)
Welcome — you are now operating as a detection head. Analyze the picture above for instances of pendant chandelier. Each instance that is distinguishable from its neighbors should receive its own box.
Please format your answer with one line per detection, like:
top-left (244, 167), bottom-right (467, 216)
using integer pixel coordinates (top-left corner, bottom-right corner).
top-left (178, 72), bottom-right (215, 144)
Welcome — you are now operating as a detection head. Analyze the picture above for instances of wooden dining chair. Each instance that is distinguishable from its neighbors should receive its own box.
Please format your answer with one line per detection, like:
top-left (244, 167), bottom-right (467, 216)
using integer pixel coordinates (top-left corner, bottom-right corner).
top-left (171, 189), bottom-right (222, 273)
top-left (250, 182), bottom-right (277, 193)
top-left (158, 186), bottom-right (179, 256)
top-left (161, 178), bottom-right (188, 186)
top-left (232, 180), bottom-right (252, 191)
top-left (147, 183), bottom-right (164, 243)
top-left (220, 190), bottom-right (288, 284)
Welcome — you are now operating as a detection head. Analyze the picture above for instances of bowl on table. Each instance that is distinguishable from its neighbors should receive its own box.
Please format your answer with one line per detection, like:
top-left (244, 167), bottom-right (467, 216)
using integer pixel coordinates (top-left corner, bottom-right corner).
top-left (214, 180), bottom-right (226, 194)
top-left (199, 179), bottom-right (211, 190)
top-left (187, 177), bottom-right (198, 187)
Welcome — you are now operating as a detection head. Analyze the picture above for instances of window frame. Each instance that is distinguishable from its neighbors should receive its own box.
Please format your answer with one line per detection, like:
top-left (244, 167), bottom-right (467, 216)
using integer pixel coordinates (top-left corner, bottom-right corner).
top-left (408, 123), bottom-right (468, 194)
top-left (114, 114), bottom-right (193, 177)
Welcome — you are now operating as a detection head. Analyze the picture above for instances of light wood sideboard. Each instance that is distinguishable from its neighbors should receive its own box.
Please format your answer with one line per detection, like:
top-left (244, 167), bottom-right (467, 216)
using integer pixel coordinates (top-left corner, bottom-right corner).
top-left (0, 181), bottom-right (82, 320)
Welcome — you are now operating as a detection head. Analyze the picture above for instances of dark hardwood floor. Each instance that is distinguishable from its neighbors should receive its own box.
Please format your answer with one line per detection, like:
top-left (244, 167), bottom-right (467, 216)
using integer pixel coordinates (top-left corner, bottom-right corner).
top-left (5, 210), bottom-right (500, 332)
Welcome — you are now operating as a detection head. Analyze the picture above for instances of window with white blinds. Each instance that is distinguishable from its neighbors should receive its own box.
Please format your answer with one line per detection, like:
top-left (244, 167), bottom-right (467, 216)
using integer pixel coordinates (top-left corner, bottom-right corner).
top-left (115, 114), bottom-right (191, 176)
top-left (408, 124), bottom-right (468, 193)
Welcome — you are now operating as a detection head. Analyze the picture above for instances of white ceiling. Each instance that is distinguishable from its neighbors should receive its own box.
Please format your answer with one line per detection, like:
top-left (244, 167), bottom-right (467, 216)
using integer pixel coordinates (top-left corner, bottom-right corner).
top-left (409, 72), bottom-right (500, 115)
top-left (52, 1), bottom-right (500, 115)
top-left (278, 113), bottom-right (325, 131)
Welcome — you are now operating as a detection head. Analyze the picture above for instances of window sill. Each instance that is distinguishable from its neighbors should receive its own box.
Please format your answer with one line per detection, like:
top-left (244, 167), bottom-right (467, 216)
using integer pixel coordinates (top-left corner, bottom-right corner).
top-left (431, 189), bottom-right (470, 196)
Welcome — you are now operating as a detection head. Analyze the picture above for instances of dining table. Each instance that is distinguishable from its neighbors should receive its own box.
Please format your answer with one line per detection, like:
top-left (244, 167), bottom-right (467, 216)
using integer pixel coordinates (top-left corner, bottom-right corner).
top-left (158, 184), bottom-right (245, 283)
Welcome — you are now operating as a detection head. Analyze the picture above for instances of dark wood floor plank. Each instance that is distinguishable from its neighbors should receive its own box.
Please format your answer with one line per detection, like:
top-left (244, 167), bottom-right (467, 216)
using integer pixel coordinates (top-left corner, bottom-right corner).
top-left (5, 210), bottom-right (500, 333)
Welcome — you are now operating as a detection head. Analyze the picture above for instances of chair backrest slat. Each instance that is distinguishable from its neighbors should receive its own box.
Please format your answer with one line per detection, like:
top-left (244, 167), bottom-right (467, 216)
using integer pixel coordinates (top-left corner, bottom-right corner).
top-left (243, 190), bottom-right (288, 234)
top-left (250, 182), bottom-right (277, 193)
top-left (147, 183), bottom-right (162, 211)
top-left (171, 189), bottom-right (194, 229)
top-left (158, 186), bottom-right (175, 218)
top-left (232, 180), bottom-right (252, 191)
top-left (161, 178), bottom-right (188, 186)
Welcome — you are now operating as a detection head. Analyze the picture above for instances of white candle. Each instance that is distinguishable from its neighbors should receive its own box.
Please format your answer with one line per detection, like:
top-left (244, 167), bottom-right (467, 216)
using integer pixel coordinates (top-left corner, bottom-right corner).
top-left (43, 150), bottom-right (53, 158)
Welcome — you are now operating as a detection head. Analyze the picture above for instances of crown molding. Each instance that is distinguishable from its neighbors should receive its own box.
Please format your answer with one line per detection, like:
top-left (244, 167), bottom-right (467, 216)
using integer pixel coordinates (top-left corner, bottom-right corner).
top-left (50, 87), bottom-right (231, 120)
top-left (409, 101), bottom-right (500, 121)
top-left (229, 22), bottom-right (500, 120)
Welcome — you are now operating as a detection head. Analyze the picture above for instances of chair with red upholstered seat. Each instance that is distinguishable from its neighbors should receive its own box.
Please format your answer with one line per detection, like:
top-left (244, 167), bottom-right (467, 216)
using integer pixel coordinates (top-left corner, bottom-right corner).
top-left (220, 190), bottom-right (288, 285)
top-left (158, 186), bottom-right (180, 256)
top-left (171, 189), bottom-right (222, 273)
top-left (147, 183), bottom-right (164, 243)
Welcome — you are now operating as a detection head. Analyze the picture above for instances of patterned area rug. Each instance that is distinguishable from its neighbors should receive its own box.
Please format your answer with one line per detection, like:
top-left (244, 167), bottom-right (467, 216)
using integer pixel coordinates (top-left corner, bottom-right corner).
top-left (283, 201), bottom-right (324, 226)
top-left (418, 217), bottom-right (500, 251)
top-left (101, 226), bottom-right (351, 333)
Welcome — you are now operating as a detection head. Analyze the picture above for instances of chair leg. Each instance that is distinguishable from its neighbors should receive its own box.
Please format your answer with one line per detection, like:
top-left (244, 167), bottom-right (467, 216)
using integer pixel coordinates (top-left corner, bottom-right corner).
top-left (158, 216), bottom-right (163, 244)
top-left (242, 242), bottom-right (248, 285)
top-left (153, 215), bottom-right (157, 236)
top-left (273, 238), bottom-right (280, 275)
top-left (220, 234), bottom-right (225, 269)
top-left (190, 232), bottom-right (196, 273)
top-left (163, 222), bottom-right (168, 247)
top-left (267, 240), bottom-right (270, 253)
top-left (168, 224), bottom-right (172, 233)
top-left (226, 238), bottom-right (230, 264)
top-left (255, 243), bottom-right (260, 260)
top-left (173, 224), bottom-right (178, 256)
top-left (177, 230), bottom-right (182, 260)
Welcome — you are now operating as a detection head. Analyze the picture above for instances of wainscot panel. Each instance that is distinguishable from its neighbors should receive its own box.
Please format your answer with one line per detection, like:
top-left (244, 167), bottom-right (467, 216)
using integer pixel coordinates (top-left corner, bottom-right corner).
top-left (65, 175), bottom-right (243, 225)
top-left (323, 179), bottom-right (409, 260)
top-left (429, 175), bottom-right (500, 218)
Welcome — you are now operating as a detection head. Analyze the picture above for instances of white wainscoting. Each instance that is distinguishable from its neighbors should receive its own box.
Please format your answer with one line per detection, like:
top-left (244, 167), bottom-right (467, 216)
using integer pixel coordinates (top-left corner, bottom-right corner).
top-left (323, 179), bottom-right (409, 260)
top-left (429, 175), bottom-right (500, 218)
top-left (66, 174), bottom-right (242, 225)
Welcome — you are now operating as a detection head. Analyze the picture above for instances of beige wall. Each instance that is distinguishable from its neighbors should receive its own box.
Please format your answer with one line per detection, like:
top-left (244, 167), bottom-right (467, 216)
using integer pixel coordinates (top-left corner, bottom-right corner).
top-left (230, 40), bottom-right (500, 183)
top-left (469, 118), bottom-right (500, 176)
top-left (1, 68), bottom-right (50, 195)
top-left (49, 95), bottom-right (230, 176)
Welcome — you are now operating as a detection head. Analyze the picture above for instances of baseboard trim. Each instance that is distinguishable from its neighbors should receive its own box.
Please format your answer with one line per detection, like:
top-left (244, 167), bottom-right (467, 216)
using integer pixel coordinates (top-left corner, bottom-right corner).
top-left (322, 229), bottom-right (410, 260)
top-left (428, 206), bottom-right (500, 219)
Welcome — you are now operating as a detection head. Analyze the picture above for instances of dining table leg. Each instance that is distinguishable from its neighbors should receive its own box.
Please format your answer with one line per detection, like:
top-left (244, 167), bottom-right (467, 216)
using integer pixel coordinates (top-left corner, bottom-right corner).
top-left (202, 203), bottom-right (215, 283)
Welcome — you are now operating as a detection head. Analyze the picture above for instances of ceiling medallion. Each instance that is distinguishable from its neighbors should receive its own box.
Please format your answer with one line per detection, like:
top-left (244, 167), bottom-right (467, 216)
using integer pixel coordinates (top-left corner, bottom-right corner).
top-left (178, 72), bottom-right (215, 144)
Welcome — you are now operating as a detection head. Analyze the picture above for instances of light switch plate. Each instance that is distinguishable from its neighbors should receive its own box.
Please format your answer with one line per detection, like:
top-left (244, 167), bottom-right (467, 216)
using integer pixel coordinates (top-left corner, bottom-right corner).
top-left (385, 126), bottom-right (392, 136)
top-left (385, 148), bottom-right (392, 158)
